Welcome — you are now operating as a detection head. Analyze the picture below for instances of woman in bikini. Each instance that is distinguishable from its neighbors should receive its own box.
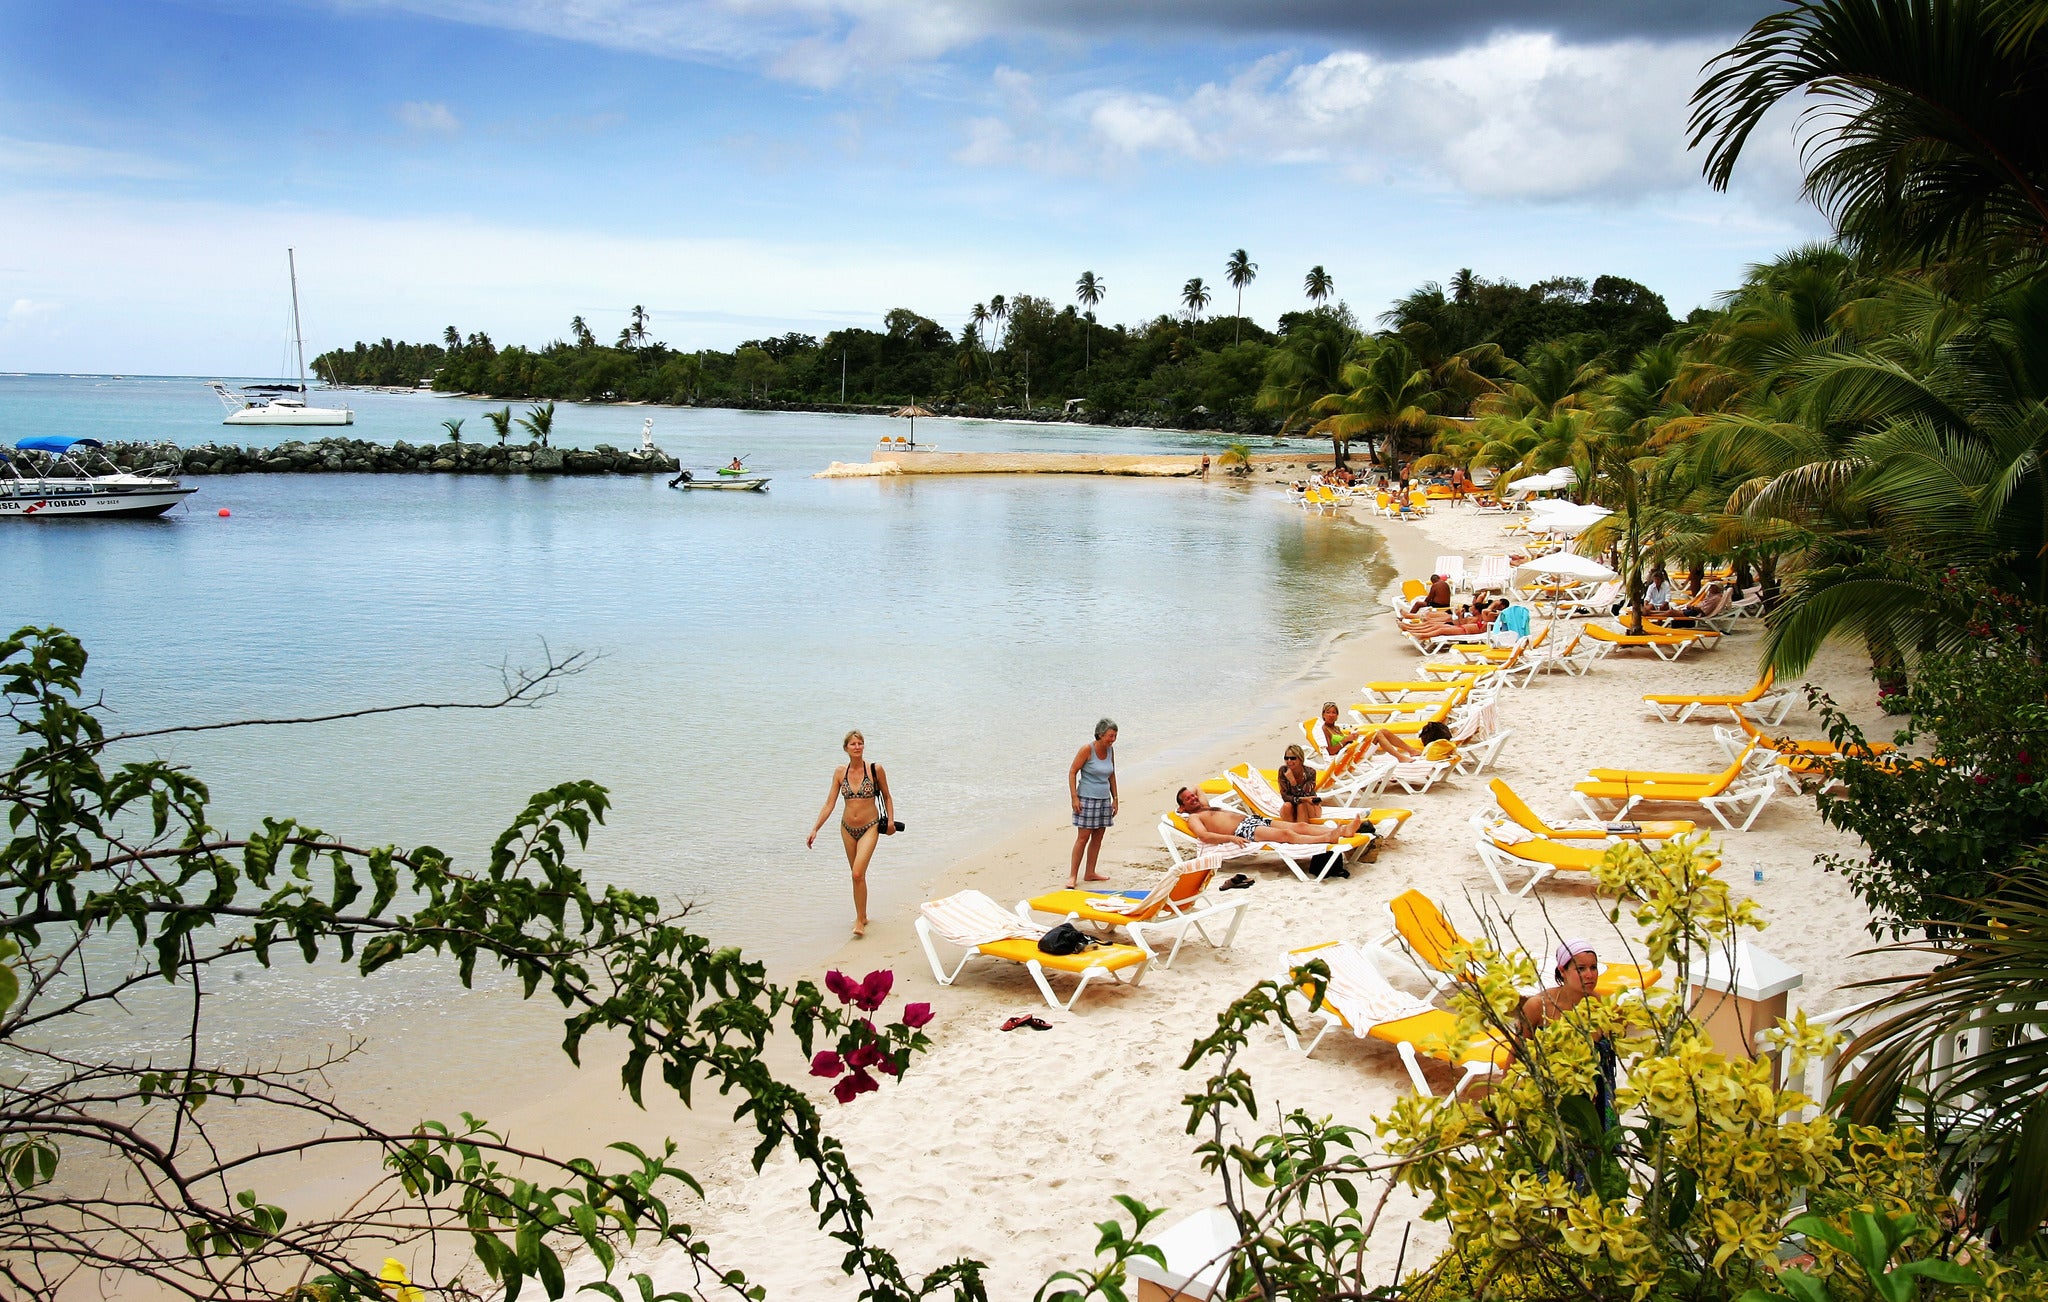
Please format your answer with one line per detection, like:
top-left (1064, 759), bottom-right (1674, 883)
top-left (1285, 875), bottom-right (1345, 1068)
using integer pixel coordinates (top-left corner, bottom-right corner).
top-left (1276, 744), bottom-right (1324, 822)
top-left (807, 729), bottom-right (895, 937)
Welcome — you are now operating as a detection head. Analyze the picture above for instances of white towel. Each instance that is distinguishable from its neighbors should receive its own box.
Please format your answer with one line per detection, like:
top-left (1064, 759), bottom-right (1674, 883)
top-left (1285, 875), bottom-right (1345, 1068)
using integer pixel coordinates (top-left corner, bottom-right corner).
top-left (921, 890), bottom-right (1043, 947)
top-left (1307, 944), bottom-right (1436, 1028)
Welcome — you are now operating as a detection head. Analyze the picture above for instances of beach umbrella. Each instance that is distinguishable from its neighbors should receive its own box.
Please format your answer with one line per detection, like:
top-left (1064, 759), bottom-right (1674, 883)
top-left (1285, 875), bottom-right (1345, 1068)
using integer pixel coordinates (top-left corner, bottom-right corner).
top-left (1514, 551), bottom-right (1616, 582)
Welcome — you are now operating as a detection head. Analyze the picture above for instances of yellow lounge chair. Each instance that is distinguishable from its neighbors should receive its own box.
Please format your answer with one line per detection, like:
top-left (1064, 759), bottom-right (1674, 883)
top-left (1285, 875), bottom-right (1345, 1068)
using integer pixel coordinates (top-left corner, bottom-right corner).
top-left (1582, 622), bottom-right (1706, 661)
top-left (1487, 778), bottom-right (1694, 844)
top-left (1374, 888), bottom-right (1661, 997)
top-left (1572, 747), bottom-right (1779, 831)
top-left (1157, 811), bottom-right (1373, 882)
top-left (1643, 669), bottom-right (1791, 725)
top-left (1279, 941), bottom-right (1511, 1096)
top-left (917, 890), bottom-right (1149, 1011)
top-left (1022, 864), bottom-right (1250, 969)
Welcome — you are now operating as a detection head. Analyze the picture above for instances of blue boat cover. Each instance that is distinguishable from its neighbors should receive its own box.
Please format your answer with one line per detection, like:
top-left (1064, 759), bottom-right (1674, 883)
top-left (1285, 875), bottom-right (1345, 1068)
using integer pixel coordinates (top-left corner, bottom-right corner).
top-left (15, 435), bottom-right (102, 453)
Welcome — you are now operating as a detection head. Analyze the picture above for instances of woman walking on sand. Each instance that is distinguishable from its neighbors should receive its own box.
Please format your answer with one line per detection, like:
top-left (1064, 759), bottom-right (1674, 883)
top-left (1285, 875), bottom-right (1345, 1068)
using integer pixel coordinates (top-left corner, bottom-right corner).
top-left (1067, 718), bottom-right (1119, 888)
top-left (807, 730), bottom-right (894, 937)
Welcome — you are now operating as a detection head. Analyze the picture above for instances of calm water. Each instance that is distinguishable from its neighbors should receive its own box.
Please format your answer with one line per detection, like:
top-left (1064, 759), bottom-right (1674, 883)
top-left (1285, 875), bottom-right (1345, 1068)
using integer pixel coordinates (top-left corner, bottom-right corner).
top-left (5, 376), bottom-right (1378, 1063)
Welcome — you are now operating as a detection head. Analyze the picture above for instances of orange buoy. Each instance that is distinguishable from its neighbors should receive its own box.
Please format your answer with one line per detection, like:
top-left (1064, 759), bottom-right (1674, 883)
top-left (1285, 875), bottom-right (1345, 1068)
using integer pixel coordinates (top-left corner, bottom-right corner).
top-left (218, 508), bottom-right (231, 517)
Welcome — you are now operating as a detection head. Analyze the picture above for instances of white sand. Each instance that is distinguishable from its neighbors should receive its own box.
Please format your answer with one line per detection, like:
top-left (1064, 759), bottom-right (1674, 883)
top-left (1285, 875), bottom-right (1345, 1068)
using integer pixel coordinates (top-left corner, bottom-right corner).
top-left (576, 489), bottom-right (1919, 1299)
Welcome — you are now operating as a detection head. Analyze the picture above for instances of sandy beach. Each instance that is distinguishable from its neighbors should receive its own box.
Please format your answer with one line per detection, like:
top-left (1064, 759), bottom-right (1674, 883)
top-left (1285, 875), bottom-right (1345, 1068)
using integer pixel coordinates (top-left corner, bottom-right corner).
top-left (530, 475), bottom-right (1923, 1300)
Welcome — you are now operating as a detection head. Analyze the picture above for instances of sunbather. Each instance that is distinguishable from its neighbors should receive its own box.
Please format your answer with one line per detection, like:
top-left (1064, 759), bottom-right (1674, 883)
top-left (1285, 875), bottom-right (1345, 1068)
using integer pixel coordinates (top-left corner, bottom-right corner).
top-left (1400, 600), bottom-right (1501, 639)
top-left (1662, 583), bottom-right (1730, 627)
top-left (1172, 789), bottom-right (1365, 846)
top-left (1314, 701), bottom-right (1355, 757)
top-left (1276, 745), bottom-right (1324, 822)
top-left (1356, 720), bottom-right (1459, 764)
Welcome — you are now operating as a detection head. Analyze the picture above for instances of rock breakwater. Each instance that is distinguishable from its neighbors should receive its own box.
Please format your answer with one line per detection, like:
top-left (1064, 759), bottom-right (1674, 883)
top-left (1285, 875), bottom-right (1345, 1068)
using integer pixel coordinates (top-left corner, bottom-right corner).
top-left (94, 438), bottom-right (679, 476)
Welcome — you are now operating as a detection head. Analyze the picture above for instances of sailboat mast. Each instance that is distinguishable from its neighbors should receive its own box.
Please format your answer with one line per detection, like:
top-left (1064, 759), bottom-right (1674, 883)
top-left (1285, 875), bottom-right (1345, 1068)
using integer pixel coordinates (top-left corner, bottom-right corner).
top-left (287, 247), bottom-right (305, 391)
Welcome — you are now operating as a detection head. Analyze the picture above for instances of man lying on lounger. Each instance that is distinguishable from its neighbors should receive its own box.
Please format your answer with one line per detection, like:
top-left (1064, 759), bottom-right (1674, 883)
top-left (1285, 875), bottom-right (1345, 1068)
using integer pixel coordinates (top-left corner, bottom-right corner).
top-left (1174, 789), bottom-right (1367, 846)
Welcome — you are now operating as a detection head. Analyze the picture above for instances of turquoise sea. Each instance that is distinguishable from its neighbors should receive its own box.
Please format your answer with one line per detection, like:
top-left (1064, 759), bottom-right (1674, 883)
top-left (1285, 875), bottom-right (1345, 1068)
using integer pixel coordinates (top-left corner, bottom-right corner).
top-left (5, 374), bottom-right (1382, 1065)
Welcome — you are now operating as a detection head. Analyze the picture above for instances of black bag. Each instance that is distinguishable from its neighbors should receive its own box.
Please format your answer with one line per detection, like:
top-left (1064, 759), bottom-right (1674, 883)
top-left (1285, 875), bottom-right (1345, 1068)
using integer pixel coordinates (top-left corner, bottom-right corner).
top-left (1037, 922), bottom-right (1095, 956)
top-left (873, 764), bottom-right (903, 835)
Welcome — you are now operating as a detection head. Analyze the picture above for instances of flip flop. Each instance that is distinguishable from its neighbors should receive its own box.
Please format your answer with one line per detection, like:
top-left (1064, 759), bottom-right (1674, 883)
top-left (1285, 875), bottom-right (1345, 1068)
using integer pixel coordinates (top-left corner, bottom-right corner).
top-left (1001, 1015), bottom-right (1054, 1031)
top-left (1220, 874), bottom-right (1255, 891)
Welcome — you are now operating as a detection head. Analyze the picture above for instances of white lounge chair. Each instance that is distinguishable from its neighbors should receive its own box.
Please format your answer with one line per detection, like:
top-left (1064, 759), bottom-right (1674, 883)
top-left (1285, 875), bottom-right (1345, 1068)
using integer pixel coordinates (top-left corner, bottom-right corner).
top-left (916, 890), bottom-right (1149, 1011)
top-left (1017, 857), bottom-right (1250, 970)
top-left (1157, 811), bottom-right (1376, 883)
top-left (1276, 941), bottom-right (1509, 1096)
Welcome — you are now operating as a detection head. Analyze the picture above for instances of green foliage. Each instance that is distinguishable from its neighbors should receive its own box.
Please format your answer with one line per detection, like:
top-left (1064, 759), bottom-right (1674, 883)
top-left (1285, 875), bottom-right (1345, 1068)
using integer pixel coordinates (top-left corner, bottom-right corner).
top-left (311, 337), bottom-right (446, 387)
top-left (1809, 581), bottom-right (2048, 937)
top-left (1740, 1209), bottom-right (1978, 1302)
top-left (0, 626), bottom-right (978, 1300)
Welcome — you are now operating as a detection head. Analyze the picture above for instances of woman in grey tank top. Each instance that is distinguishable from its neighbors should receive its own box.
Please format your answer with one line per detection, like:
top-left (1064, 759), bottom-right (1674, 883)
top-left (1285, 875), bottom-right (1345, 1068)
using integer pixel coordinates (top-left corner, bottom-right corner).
top-left (1067, 717), bottom-right (1119, 888)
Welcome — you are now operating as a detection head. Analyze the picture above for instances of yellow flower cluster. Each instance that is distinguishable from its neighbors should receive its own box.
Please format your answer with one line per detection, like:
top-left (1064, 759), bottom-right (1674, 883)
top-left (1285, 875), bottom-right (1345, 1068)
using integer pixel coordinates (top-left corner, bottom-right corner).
top-left (1384, 839), bottom-right (1962, 1300)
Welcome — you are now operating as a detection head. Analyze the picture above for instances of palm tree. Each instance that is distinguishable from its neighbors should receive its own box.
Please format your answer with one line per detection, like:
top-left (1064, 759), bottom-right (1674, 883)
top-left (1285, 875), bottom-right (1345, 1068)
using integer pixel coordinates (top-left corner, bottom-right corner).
top-left (968, 302), bottom-right (989, 348)
top-left (516, 401), bottom-right (556, 449)
top-left (1075, 272), bottom-right (1105, 368)
top-left (570, 316), bottom-right (595, 349)
top-left (1181, 277), bottom-right (1211, 324)
top-left (1304, 266), bottom-right (1334, 308)
top-left (442, 326), bottom-right (461, 349)
top-left (1689, 0), bottom-right (2048, 267)
top-left (1305, 336), bottom-right (1446, 468)
top-left (1450, 268), bottom-right (1478, 304)
top-left (482, 407), bottom-right (513, 445)
top-left (440, 417), bottom-right (464, 444)
top-left (629, 304), bottom-right (650, 346)
top-left (988, 294), bottom-right (1009, 357)
top-left (1225, 250), bottom-right (1256, 344)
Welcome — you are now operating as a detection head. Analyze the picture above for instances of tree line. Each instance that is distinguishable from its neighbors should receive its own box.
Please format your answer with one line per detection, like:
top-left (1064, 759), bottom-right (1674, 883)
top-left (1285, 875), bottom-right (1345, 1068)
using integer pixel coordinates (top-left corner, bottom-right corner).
top-left (311, 270), bottom-right (1676, 434)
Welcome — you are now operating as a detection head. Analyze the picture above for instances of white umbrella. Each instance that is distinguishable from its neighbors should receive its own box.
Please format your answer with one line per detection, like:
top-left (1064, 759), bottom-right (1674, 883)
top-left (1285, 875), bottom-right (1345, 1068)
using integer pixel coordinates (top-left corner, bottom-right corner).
top-left (1514, 551), bottom-right (1616, 582)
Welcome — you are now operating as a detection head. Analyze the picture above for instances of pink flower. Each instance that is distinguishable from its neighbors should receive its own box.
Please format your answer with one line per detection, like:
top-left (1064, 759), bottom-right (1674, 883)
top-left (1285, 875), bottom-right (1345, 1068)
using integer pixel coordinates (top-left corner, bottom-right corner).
top-left (1975, 774), bottom-right (1992, 786)
top-left (831, 1070), bottom-right (879, 1103)
top-left (824, 970), bottom-right (858, 1005)
top-left (876, 1058), bottom-right (901, 1077)
top-left (846, 1042), bottom-right (884, 1070)
top-left (902, 1002), bottom-right (934, 1029)
top-left (810, 1051), bottom-right (844, 1078)
top-left (851, 970), bottom-right (894, 1012)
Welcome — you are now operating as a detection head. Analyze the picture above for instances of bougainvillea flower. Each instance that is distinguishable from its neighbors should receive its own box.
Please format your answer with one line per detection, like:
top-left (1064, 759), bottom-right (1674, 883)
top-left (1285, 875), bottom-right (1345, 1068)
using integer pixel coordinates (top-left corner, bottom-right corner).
top-left (902, 1002), bottom-right (934, 1029)
top-left (824, 970), bottom-right (858, 1004)
top-left (810, 1051), bottom-right (844, 1078)
top-left (851, 970), bottom-right (894, 1011)
top-left (832, 1070), bottom-right (879, 1103)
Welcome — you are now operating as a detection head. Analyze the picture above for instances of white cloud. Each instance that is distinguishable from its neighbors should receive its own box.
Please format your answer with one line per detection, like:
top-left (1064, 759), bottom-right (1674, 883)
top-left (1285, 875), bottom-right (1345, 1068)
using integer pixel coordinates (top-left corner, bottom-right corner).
top-left (395, 101), bottom-right (463, 134)
top-left (7, 298), bottom-right (55, 322)
top-left (929, 33), bottom-right (1797, 206)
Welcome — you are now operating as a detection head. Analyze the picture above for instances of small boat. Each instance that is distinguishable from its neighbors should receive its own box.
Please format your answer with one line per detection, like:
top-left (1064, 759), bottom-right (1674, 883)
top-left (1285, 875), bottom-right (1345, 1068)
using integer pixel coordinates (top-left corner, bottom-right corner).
top-left (716, 464), bottom-right (751, 476)
top-left (671, 474), bottom-right (769, 492)
top-left (2, 436), bottom-right (197, 519)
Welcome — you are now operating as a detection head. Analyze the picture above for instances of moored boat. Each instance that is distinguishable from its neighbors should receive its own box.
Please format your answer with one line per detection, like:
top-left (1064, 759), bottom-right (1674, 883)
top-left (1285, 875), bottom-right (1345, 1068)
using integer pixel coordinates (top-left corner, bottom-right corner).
top-left (670, 473), bottom-right (769, 492)
top-left (206, 248), bottom-right (354, 426)
top-left (1, 436), bottom-right (197, 519)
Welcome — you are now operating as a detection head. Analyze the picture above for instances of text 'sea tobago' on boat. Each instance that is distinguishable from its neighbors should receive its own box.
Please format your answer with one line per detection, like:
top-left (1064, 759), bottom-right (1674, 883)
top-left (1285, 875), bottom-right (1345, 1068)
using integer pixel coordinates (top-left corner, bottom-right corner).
top-left (1, 436), bottom-right (198, 519)
top-left (205, 248), bottom-right (355, 427)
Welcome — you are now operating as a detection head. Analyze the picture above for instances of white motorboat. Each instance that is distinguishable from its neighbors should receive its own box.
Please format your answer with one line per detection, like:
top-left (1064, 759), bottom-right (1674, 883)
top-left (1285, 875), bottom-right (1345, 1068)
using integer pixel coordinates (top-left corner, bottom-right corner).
top-left (207, 248), bottom-right (353, 426)
top-left (1, 436), bottom-right (197, 519)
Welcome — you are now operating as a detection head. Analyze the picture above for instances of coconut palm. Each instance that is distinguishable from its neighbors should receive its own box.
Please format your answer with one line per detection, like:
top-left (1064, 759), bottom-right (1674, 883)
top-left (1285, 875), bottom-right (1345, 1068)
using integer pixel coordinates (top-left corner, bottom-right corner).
top-left (1304, 266), bottom-right (1334, 308)
top-left (442, 325), bottom-right (461, 349)
top-left (988, 294), bottom-right (1009, 355)
top-left (482, 406), bottom-right (513, 446)
top-left (440, 418), bottom-right (464, 444)
top-left (516, 401), bottom-right (556, 449)
top-left (629, 304), bottom-right (651, 346)
top-left (570, 316), bottom-right (595, 349)
top-left (1225, 250), bottom-right (1256, 344)
top-left (1181, 277), bottom-right (1211, 324)
top-left (1690, 0), bottom-right (2048, 267)
top-left (1305, 336), bottom-right (1446, 468)
top-left (1742, 273), bottom-right (2048, 673)
top-left (1257, 323), bottom-right (1357, 438)
top-left (1075, 272), bottom-right (1105, 368)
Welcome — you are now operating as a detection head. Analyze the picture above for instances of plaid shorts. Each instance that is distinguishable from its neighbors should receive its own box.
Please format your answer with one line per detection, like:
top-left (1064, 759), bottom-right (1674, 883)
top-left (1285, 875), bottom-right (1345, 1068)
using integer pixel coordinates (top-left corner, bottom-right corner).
top-left (1074, 795), bottom-right (1115, 829)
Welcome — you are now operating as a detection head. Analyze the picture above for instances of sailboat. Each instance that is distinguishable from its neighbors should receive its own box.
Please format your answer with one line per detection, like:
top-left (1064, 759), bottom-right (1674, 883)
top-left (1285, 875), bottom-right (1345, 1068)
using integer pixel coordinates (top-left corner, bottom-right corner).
top-left (207, 248), bottom-right (354, 426)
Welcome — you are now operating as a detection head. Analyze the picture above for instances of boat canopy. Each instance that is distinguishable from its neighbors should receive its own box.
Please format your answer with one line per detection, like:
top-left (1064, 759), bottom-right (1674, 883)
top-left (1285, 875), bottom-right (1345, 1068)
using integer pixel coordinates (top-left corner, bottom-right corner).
top-left (15, 435), bottom-right (102, 454)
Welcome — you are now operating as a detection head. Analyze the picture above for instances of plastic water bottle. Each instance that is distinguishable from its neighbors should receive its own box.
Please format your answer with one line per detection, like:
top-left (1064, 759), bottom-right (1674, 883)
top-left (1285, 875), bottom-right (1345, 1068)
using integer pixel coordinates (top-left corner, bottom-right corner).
top-left (1752, 860), bottom-right (1765, 884)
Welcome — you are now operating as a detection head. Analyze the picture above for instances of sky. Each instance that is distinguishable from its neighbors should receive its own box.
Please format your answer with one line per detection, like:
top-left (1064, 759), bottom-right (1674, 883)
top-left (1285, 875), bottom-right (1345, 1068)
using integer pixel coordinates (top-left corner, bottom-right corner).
top-left (0, 0), bottom-right (1830, 375)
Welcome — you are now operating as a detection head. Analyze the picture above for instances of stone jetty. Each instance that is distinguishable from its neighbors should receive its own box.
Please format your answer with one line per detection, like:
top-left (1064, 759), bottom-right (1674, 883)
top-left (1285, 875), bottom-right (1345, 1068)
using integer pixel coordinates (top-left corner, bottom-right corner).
top-left (89, 438), bottom-right (679, 476)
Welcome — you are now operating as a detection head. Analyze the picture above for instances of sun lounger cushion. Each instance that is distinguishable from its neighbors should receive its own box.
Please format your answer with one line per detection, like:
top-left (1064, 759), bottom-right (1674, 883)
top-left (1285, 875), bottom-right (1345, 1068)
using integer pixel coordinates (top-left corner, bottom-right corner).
top-left (972, 937), bottom-right (1149, 974)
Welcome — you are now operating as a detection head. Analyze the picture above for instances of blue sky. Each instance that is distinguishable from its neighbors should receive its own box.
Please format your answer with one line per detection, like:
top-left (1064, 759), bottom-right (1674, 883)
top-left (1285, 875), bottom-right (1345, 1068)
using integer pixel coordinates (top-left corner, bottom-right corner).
top-left (0, 0), bottom-right (1827, 374)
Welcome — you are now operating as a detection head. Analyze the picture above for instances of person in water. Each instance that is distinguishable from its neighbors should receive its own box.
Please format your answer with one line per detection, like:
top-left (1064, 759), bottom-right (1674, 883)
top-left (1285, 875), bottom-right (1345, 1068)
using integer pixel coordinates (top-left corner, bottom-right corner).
top-left (1067, 717), bottom-right (1119, 888)
top-left (807, 729), bottom-right (895, 937)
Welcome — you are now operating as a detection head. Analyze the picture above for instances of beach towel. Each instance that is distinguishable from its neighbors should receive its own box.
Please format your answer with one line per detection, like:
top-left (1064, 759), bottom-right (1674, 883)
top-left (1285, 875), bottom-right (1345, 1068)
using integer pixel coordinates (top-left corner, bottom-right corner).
top-left (1495, 605), bottom-right (1532, 640)
top-left (1315, 944), bottom-right (1436, 1028)
top-left (921, 890), bottom-right (1044, 947)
